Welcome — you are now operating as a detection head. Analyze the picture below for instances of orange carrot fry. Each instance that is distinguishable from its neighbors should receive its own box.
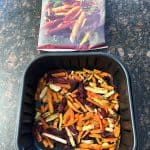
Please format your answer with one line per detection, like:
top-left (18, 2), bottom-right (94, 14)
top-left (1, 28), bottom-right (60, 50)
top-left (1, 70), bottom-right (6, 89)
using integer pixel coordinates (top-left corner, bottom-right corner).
top-left (52, 4), bottom-right (72, 13)
top-left (51, 72), bottom-right (66, 77)
top-left (74, 98), bottom-right (87, 112)
top-left (101, 84), bottom-right (114, 90)
top-left (86, 98), bottom-right (101, 107)
top-left (67, 100), bottom-right (82, 113)
top-left (64, 6), bottom-right (81, 21)
top-left (73, 102), bottom-right (81, 109)
top-left (64, 118), bottom-right (78, 127)
top-left (63, 108), bottom-right (74, 125)
top-left (90, 129), bottom-right (102, 134)
top-left (80, 143), bottom-right (102, 150)
top-left (113, 124), bottom-right (120, 137)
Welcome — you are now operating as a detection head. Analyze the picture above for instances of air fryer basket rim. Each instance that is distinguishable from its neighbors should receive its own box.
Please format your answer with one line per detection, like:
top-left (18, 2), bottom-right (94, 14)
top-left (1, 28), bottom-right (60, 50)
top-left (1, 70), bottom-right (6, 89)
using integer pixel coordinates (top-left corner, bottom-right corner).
top-left (16, 51), bottom-right (137, 150)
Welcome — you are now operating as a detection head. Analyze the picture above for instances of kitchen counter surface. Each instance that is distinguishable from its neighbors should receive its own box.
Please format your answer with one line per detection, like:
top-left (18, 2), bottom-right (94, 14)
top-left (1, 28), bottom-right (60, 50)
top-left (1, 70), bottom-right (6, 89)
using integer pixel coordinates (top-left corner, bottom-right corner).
top-left (0, 0), bottom-right (149, 150)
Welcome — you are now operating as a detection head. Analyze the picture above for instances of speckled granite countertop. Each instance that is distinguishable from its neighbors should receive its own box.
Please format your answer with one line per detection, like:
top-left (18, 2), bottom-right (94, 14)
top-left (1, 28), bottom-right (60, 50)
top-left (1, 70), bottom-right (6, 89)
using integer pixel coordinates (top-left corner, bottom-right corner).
top-left (0, 0), bottom-right (149, 150)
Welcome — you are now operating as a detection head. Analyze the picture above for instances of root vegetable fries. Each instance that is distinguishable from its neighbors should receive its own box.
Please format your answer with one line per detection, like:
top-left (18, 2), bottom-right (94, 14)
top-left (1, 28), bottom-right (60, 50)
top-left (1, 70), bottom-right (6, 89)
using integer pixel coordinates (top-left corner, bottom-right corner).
top-left (47, 90), bottom-right (54, 113)
top-left (74, 98), bottom-right (87, 112)
top-left (40, 19), bottom-right (63, 30)
top-left (46, 21), bottom-right (75, 36)
top-left (34, 69), bottom-right (120, 150)
top-left (80, 143), bottom-right (102, 150)
top-left (113, 124), bottom-right (120, 137)
top-left (87, 91), bottom-right (102, 101)
top-left (64, 6), bottom-right (81, 21)
top-left (67, 100), bottom-right (82, 113)
top-left (39, 86), bottom-right (48, 99)
top-left (63, 108), bottom-right (75, 125)
top-left (52, 4), bottom-right (72, 13)
top-left (101, 84), bottom-right (114, 90)
top-left (70, 11), bottom-right (86, 43)
top-left (81, 140), bottom-right (94, 144)
top-left (80, 31), bottom-right (91, 46)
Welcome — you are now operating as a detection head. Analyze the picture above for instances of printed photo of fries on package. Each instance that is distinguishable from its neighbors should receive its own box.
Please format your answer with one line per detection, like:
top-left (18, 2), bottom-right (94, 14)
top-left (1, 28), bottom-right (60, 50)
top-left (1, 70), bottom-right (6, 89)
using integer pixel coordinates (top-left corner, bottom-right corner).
top-left (38, 0), bottom-right (106, 51)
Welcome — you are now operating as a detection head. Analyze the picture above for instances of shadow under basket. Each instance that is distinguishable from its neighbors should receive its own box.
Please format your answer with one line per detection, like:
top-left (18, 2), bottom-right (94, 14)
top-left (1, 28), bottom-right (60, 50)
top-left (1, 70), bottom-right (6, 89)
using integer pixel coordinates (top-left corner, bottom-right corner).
top-left (17, 52), bottom-right (137, 150)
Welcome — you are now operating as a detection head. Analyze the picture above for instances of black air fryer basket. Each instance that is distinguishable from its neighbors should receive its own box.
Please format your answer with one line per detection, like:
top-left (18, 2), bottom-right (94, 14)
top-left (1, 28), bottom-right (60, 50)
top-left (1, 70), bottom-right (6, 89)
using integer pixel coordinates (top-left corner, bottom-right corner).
top-left (17, 52), bottom-right (137, 150)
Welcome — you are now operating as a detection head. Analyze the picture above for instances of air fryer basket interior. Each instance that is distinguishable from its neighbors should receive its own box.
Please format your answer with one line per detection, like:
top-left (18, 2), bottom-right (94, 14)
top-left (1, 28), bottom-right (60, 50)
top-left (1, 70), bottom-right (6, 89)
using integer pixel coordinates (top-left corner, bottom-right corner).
top-left (17, 53), bottom-right (136, 150)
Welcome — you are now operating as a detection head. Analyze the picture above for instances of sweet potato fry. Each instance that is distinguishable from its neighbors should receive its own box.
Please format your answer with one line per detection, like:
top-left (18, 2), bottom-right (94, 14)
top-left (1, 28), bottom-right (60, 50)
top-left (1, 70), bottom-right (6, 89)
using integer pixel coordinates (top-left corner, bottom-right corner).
top-left (74, 98), bottom-right (87, 112)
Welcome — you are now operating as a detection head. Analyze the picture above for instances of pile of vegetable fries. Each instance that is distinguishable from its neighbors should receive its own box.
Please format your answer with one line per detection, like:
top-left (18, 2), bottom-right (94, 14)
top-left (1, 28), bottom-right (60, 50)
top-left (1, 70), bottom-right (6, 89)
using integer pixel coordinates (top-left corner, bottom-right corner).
top-left (38, 0), bottom-right (105, 49)
top-left (33, 69), bottom-right (120, 150)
